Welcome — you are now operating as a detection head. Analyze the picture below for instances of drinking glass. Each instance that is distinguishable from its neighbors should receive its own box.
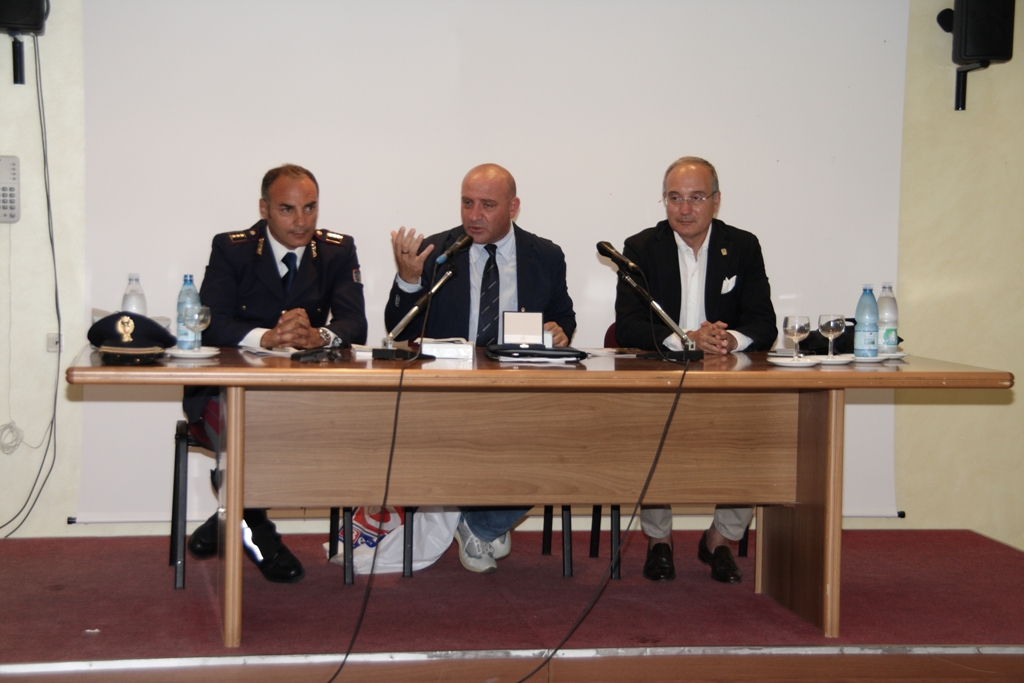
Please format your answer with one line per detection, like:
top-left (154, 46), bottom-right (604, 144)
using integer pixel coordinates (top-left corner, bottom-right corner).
top-left (182, 305), bottom-right (211, 351)
top-left (818, 314), bottom-right (846, 359)
top-left (782, 316), bottom-right (811, 358)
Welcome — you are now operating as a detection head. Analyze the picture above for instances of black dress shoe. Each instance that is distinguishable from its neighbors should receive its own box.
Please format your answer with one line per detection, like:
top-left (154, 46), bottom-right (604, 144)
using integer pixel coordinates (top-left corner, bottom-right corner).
top-left (643, 542), bottom-right (676, 581)
top-left (698, 531), bottom-right (742, 583)
top-left (256, 545), bottom-right (306, 584)
top-left (187, 513), bottom-right (219, 560)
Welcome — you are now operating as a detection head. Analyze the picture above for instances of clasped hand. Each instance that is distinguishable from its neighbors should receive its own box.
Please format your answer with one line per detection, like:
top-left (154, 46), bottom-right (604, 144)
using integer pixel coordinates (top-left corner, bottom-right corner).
top-left (260, 308), bottom-right (322, 349)
top-left (686, 321), bottom-right (736, 355)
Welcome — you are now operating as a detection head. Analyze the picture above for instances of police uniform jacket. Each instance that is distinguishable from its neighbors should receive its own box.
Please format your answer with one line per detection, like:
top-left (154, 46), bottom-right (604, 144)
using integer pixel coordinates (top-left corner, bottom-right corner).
top-left (183, 219), bottom-right (367, 423)
top-left (201, 219), bottom-right (368, 348)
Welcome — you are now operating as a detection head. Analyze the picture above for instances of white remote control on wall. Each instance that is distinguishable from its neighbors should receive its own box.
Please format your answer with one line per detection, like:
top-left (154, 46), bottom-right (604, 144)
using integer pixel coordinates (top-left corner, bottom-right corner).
top-left (0, 156), bottom-right (20, 224)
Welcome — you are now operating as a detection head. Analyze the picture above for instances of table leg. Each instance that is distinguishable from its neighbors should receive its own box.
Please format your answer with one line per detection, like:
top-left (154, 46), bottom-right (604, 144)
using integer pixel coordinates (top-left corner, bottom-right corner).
top-left (758, 389), bottom-right (844, 637)
top-left (219, 386), bottom-right (245, 647)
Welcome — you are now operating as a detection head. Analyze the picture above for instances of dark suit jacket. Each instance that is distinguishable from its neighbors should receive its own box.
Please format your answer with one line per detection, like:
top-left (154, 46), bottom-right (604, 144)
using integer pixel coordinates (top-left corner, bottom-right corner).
top-left (183, 220), bottom-right (368, 422)
top-left (201, 220), bottom-right (367, 347)
top-left (614, 219), bottom-right (777, 351)
top-left (385, 224), bottom-right (576, 344)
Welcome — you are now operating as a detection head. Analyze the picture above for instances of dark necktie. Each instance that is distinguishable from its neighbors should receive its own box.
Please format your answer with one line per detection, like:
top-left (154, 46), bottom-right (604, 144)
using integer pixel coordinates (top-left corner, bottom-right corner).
top-left (281, 252), bottom-right (297, 294)
top-left (476, 244), bottom-right (499, 347)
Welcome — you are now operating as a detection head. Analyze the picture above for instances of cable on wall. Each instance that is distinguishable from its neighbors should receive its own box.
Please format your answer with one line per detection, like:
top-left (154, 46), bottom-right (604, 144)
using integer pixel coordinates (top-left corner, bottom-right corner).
top-left (1, 34), bottom-right (61, 537)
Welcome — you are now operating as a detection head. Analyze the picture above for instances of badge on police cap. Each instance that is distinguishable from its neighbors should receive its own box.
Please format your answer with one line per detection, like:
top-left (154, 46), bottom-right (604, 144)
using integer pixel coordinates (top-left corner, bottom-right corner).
top-left (88, 311), bottom-right (177, 365)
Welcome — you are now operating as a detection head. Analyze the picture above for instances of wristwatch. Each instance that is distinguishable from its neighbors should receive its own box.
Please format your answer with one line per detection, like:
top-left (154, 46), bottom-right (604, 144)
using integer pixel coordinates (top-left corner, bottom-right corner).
top-left (318, 327), bottom-right (342, 348)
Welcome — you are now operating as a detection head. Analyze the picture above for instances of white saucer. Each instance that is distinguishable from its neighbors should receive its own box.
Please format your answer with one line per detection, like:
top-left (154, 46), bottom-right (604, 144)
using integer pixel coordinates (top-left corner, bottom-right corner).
top-left (852, 354), bottom-right (886, 363)
top-left (767, 356), bottom-right (821, 368)
top-left (168, 346), bottom-right (220, 359)
top-left (818, 354), bottom-right (854, 365)
top-left (878, 351), bottom-right (908, 359)
top-left (166, 357), bottom-right (219, 366)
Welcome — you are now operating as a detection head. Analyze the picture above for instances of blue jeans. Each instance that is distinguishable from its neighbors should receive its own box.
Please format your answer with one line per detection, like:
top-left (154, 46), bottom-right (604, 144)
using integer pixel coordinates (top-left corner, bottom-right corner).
top-left (461, 506), bottom-right (529, 542)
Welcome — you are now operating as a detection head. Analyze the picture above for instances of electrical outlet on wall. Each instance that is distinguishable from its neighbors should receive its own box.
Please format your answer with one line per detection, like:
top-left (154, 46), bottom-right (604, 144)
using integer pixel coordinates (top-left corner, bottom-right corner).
top-left (47, 333), bottom-right (61, 352)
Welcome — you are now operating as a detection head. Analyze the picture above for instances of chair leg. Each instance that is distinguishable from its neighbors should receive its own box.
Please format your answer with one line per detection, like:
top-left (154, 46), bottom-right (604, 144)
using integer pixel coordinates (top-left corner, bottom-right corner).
top-left (561, 505), bottom-right (573, 577)
top-left (738, 525), bottom-right (749, 558)
top-left (589, 505), bottom-right (601, 558)
top-left (403, 506), bottom-right (416, 578)
top-left (343, 507), bottom-right (354, 585)
top-left (541, 505), bottom-right (553, 555)
top-left (170, 423), bottom-right (184, 566)
top-left (171, 421), bottom-right (189, 590)
top-left (610, 505), bottom-right (621, 580)
top-left (328, 507), bottom-right (340, 562)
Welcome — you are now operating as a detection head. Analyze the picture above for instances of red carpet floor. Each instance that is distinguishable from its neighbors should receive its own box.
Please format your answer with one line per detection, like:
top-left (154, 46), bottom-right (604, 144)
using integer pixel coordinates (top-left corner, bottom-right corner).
top-left (1, 529), bottom-right (1022, 664)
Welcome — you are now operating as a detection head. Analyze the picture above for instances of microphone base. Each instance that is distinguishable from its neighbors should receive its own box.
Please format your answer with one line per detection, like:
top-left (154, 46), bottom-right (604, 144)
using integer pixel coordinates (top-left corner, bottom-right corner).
top-left (371, 347), bottom-right (434, 361)
top-left (638, 349), bottom-right (704, 362)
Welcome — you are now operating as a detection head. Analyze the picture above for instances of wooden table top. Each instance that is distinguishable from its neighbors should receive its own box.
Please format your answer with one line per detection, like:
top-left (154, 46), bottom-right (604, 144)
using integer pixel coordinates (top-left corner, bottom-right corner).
top-left (66, 348), bottom-right (1014, 392)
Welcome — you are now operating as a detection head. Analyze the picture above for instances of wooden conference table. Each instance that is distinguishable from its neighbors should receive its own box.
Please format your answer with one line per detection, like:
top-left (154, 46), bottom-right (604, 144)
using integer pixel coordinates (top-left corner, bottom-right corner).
top-left (67, 349), bottom-right (1012, 646)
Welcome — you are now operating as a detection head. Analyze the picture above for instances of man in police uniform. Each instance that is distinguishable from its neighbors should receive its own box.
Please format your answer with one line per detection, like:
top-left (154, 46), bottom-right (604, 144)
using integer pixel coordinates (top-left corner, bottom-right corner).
top-left (183, 164), bottom-right (367, 583)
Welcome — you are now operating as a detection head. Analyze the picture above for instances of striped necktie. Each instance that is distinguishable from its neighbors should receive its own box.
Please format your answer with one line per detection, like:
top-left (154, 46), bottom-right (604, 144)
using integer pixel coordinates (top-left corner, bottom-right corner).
top-left (476, 244), bottom-right (499, 346)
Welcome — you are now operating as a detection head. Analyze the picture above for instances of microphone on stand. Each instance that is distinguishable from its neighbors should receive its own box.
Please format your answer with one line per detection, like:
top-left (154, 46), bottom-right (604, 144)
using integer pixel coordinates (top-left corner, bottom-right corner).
top-left (436, 234), bottom-right (473, 265)
top-left (597, 241), bottom-right (641, 273)
top-left (597, 241), bottom-right (702, 361)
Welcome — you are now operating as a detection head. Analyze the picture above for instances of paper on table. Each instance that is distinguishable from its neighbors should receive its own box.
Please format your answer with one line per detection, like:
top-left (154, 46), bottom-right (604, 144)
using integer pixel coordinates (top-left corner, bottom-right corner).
top-left (241, 346), bottom-right (297, 357)
top-left (494, 355), bottom-right (573, 364)
top-left (421, 338), bottom-right (474, 359)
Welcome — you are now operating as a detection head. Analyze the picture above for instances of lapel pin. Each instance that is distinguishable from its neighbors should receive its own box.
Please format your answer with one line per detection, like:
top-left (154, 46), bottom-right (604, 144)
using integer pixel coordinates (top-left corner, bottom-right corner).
top-left (721, 248), bottom-right (727, 256)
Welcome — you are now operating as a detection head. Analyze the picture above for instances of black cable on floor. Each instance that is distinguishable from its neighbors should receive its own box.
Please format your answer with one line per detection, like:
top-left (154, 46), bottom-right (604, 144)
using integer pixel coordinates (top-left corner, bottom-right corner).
top-left (513, 362), bottom-right (689, 682)
top-left (326, 261), bottom-right (442, 682)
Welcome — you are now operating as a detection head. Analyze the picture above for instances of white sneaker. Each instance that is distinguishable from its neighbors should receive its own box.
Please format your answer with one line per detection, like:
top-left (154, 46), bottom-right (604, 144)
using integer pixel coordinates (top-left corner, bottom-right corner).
top-left (492, 531), bottom-right (511, 560)
top-left (454, 518), bottom-right (497, 573)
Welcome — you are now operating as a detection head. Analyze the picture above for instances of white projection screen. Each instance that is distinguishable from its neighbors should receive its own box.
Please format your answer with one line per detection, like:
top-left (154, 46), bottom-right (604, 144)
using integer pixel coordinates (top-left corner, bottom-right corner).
top-left (79, 1), bottom-right (908, 523)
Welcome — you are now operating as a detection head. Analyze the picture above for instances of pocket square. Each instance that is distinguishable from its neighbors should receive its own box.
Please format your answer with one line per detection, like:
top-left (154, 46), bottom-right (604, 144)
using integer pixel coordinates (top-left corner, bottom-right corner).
top-left (721, 276), bottom-right (736, 294)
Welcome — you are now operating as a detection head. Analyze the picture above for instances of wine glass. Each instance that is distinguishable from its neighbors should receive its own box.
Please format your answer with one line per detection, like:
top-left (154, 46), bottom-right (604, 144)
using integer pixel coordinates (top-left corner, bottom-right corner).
top-left (818, 314), bottom-right (846, 359)
top-left (782, 316), bottom-right (811, 358)
top-left (182, 305), bottom-right (211, 352)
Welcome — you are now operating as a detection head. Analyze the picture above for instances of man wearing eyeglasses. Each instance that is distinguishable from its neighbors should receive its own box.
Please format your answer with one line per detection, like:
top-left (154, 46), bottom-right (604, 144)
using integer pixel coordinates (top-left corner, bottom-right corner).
top-left (613, 156), bottom-right (777, 585)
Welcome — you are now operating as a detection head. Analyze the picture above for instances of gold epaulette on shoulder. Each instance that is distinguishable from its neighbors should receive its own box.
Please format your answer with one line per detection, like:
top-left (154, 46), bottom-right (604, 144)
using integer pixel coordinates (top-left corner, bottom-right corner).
top-left (229, 229), bottom-right (259, 244)
top-left (316, 230), bottom-right (346, 245)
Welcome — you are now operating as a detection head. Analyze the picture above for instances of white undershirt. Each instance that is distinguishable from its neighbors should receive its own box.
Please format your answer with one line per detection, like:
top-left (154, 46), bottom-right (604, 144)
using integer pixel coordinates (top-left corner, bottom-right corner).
top-left (662, 225), bottom-right (751, 353)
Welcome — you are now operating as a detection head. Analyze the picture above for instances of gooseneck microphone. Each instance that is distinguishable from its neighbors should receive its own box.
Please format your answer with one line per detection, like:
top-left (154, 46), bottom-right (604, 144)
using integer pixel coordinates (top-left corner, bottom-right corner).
top-left (435, 233), bottom-right (473, 265)
top-left (598, 240), bottom-right (702, 360)
top-left (597, 241), bottom-right (641, 273)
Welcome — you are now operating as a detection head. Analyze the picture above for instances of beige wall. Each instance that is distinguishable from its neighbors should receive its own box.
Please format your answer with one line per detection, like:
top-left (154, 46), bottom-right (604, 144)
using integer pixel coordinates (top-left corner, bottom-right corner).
top-left (2, 2), bottom-right (1020, 547)
top-left (0, 2), bottom-right (87, 538)
top-left (848, 1), bottom-right (1023, 551)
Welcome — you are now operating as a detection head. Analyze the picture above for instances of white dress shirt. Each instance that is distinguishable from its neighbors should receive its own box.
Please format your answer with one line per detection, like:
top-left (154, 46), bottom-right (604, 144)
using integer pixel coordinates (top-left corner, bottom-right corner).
top-left (663, 225), bottom-right (752, 353)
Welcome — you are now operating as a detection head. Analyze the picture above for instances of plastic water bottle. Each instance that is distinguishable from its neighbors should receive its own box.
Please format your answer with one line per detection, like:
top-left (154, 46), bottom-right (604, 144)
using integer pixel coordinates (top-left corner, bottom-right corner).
top-left (854, 284), bottom-right (878, 358)
top-left (176, 274), bottom-right (201, 350)
top-left (121, 273), bottom-right (147, 316)
top-left (877, 282), bottom-right (899, 353)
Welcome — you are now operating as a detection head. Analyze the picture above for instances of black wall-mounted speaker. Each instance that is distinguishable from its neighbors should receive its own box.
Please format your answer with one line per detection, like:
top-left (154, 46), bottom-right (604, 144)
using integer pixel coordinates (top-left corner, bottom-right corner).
top-left (951, 0), bottom-right (1015, 65)
top-left (0, 0), bottom-right (48, 34)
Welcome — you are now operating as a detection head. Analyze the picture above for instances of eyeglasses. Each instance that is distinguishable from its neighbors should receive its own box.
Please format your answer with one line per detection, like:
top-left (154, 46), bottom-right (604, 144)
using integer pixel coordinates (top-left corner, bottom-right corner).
top-left (664, 192), bottom-right (717, 207)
